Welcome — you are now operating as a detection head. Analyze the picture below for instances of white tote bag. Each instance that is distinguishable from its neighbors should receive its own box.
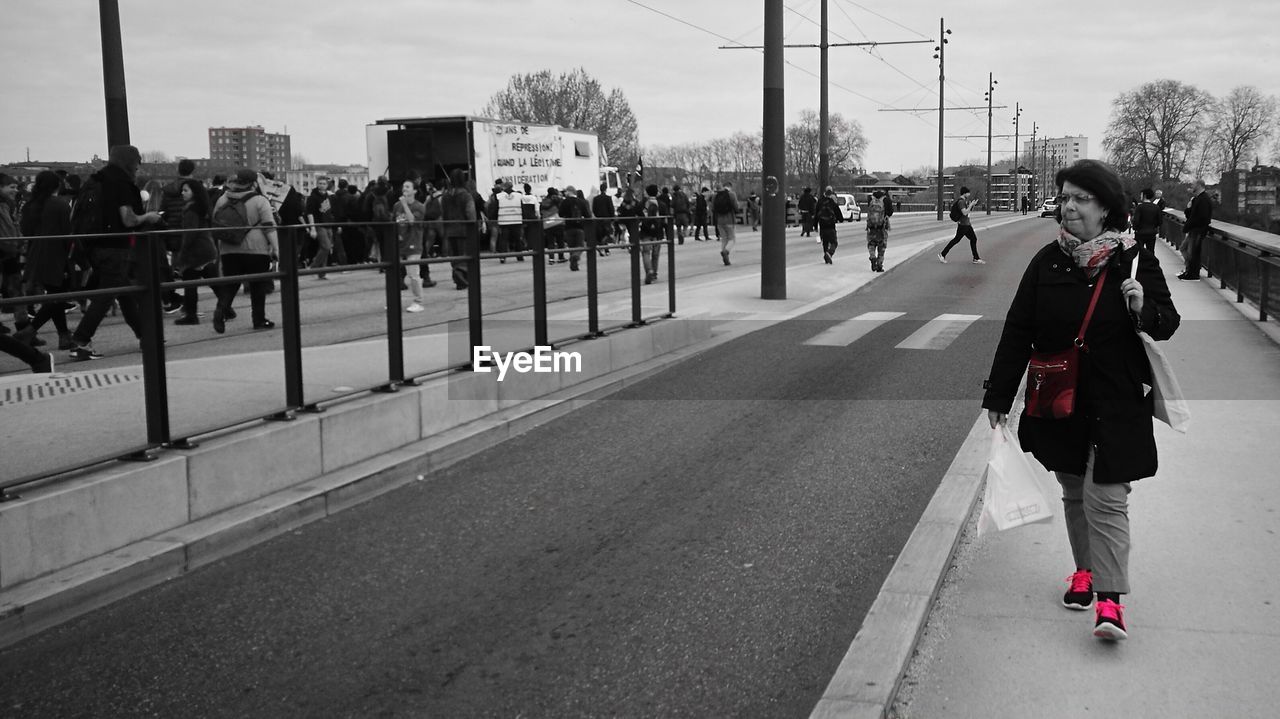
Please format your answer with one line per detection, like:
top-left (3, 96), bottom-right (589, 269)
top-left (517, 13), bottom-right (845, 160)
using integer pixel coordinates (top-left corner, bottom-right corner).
top-left (978, 424), bottom-right (1057, 535)
top-left (1132, 256), bottom-right (1191, 433)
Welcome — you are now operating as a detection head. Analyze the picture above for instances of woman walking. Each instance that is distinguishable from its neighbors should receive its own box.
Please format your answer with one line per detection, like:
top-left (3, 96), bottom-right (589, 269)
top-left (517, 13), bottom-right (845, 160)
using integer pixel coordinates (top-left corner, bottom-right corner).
top-left (173, 179), bottom-right (219, 325)
top-left (982, 159), bottom-right (1180, 641)
top-left (15, 171), bottom-right (74, 349)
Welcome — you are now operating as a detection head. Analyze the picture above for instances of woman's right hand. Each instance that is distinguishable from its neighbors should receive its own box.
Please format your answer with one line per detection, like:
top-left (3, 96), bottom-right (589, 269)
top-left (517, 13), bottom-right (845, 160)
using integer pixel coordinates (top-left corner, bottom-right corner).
top-left (988, 410), bottom-right (1006, 429)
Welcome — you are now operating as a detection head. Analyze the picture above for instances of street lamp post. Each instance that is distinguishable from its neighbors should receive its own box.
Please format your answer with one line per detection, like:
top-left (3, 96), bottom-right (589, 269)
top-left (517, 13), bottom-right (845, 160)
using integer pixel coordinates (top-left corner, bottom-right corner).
top-left (99, 0), bottom-right (130, 147)
top-left (933, 20), bottom-right (951, 221)
top-left (983, 73), bottom-right (997, 215)
top-left (1013, 103), bottom-right (1022, 213)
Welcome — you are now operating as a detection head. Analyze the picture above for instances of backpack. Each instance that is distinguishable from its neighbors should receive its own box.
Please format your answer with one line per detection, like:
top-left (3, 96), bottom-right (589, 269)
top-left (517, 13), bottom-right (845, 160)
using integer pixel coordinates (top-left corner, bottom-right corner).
top-left (641, 196), bottom-right (663, 236)
top-left (815, 198), bottom-right (837, 226)
top-left (949, 200), bottom-right (964, 222)
top-left (70, 177), bottom-right (106, 236)
top-left (672, 190), bottom-right (690, 213)
top-left (713, 189), bottom-right (733, 215)
top-left (370, 194), bottom-right (391, 223)
top-left (560, 196), bottom-right (582, 220)
top-left (865, 197), bottom-right (887, 229)
top-left (211, 195), bottom-right (254, 245)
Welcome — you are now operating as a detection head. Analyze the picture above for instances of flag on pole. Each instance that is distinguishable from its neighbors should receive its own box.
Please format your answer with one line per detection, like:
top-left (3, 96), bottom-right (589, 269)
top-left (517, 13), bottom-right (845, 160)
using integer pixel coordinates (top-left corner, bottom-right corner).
top-left (635, 156), bottom-right (644, 185)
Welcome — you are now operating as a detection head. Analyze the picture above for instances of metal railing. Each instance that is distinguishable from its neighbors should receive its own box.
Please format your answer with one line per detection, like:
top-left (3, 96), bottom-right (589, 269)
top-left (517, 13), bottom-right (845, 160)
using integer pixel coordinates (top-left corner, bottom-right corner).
top-left (0, 215), bottom-right (677, 499)
top-left (1162, 209), bottom-right (1280, 322)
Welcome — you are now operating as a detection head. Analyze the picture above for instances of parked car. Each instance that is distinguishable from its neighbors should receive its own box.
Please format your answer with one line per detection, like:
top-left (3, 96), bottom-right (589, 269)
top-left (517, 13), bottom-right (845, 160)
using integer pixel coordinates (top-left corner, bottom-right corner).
top-left (835, 193), bottom-right (861, 221)
top-left (1039, 198), bottom-right (1058, 218)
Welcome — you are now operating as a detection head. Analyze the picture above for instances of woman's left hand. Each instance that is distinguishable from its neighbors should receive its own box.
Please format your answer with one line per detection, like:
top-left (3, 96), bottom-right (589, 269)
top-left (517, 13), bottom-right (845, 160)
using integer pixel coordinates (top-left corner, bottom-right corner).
top-left (1121, 277), bottom-right (1144, 314)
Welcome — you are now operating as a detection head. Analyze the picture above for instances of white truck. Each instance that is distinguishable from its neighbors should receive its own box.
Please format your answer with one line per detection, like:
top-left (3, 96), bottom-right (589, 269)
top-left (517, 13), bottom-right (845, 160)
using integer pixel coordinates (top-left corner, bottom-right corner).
top-left (366, 115), bottom-right (620, 201)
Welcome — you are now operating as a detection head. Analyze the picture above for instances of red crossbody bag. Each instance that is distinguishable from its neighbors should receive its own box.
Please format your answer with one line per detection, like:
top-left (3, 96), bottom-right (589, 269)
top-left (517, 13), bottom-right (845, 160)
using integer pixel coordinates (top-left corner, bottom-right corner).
top-left (1025, 267), bottom-right (1109, 420)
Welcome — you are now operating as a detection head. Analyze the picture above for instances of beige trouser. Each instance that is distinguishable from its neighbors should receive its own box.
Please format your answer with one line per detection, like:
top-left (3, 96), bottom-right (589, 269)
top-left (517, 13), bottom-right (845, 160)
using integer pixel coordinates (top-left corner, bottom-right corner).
top-left (1055, 447), bottom-right (1132, 594)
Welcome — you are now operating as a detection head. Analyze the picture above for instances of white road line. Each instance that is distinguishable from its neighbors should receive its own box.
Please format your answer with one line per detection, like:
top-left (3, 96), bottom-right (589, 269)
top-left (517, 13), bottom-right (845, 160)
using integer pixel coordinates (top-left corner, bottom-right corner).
top-left (804, 311), bottom-right (906, 347)
top-left (895, 313), bottom-right (982, 350)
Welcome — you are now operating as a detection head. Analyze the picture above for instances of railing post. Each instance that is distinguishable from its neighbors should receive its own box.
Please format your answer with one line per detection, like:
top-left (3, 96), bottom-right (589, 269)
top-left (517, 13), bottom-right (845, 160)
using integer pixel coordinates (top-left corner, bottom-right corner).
top-left (135, 232), bottom-right (169, 454)
top-left (1260, 255), bottom-right (1271, 323)
top-left (666, 221), bottom-right (676, 315)
top-left (276, 226), bottom-right (307, 415)
top-left (530, 220), bottom-right (548, 347)
top-left (585, 220), bottom-right (601, 338)
top-left (380, 222), bottom-right (403, 391)
top-left (466, 221), bottom-right (483, 365)
top-left (629, 227), bottom-right (643, 326)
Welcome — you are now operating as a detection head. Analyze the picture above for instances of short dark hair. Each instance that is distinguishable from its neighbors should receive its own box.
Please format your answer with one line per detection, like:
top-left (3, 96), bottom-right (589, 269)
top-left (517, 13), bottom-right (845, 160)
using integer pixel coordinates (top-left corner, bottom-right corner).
top-left (212, 174), bottom-right (226, 186)
top-left (645, 183), bottom-right (658, 197)
top-left (1141, 188), bottom-right (1154, 200)
top-left (958, 186), bottom-right (970, 196)
top-left (1054, 159), bottom-right (1128, 232)
top-left (177, 158), bottom-right (196, 176)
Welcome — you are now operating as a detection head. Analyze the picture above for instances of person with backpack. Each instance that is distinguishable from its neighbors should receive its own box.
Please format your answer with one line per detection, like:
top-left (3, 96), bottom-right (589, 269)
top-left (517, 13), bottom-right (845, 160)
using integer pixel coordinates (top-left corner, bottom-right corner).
top-left (541, 188), bottom-right (565, 264)
top-left (671, 184), bottom-right (691, 244)
top-left (638, 184), bottom-right (665, 284)
top-left (865, 189), bottom-right (894, 272)
top-left (712, 181), bottom-right (739, 266)
top-left (65, 145), bottom-right (164, 360)
top-left (209, 168), bottom-right (279, 333)
top-left (938, 186), bottom-right (985, 264)
top-left (813, 187), bottom-right (843, 264)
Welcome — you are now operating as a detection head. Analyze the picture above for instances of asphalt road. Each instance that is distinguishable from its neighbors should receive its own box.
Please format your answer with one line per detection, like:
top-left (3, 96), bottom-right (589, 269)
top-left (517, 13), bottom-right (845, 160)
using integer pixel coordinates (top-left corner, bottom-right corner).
top-left (1, 217), bottom-right (1045, 717)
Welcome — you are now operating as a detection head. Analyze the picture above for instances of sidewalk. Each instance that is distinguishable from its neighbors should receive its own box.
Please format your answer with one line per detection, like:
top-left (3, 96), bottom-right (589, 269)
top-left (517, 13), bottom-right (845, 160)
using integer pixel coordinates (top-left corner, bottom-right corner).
top-left (870, 238), bottom-right (1280, 718)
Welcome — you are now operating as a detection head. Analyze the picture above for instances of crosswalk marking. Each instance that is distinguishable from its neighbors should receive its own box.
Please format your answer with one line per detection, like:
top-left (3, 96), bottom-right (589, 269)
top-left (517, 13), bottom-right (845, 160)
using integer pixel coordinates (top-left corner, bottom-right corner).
top-left (804, 311), bottom-right (906, 347)
top-left (895, 314), bottom-right (982, 350)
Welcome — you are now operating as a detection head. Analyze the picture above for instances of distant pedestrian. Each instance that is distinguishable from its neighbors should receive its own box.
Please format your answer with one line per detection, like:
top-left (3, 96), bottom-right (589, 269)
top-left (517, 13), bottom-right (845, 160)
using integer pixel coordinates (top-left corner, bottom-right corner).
top-left (813, 187), bottom-right (842, 264)
top-left (591, 182), bottom-right (616, 253)
top-left (66, 146), bottom-right (164, 360)
top-left (540, 188), bottom-right (565, 264)
top-left (305, 177), bottom-right (344, 279)
top-left (658, 186), bottom-right (676, 249)
top-left (616, 187), bottom-right (641, 246)
top-left (441, 168), bottom-right (476, 290)
top-left (559, 185), bottom-right (592, 272)
top-left (172, 179), bottom-right (219, 325)
top-left (713, 181), bottom-right (739, 266)
top-left (1153, 188), bottom-right (1167, 240)
top-left (210, 168), bottom-right (279, 333)
top-left (638, 184), bottom-right (664, 283)
top-left (798, 187), bottom-right (817, 237)
top-left (865, 189), bottom-right (893, 272)
top-left (982, 158), bottom-right (1181, 642)
top-left (746, 191), bottom-right (761, 231)
top-left (938, 187), bottom-right (984, 264)
top-left (671, 184), bottom-right (691, 243)
top-left (493, 181), bottom-right (524, 263)
top-left (1130, 188), bottom-right (1162, 254)
top-left (393, 179), bottom-right (428, 313)
top-left (15, 170), bottom-right (74, 349)
top-left (693, 187), bottom-right (711, 241)
top-left (1178, 179), bottom-right (1212, 281)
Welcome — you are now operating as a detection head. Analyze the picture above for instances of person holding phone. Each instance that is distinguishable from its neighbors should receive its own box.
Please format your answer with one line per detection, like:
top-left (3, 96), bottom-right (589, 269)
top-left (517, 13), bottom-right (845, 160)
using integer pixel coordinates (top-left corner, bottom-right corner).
top-left (938, 187), bottom-right (985, 264)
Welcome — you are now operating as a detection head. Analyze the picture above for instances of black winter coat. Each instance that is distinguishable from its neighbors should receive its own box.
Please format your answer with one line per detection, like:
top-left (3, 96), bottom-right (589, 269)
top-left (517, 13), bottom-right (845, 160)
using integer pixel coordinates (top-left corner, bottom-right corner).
top-left (982, 241), bottom-right (1180, 483)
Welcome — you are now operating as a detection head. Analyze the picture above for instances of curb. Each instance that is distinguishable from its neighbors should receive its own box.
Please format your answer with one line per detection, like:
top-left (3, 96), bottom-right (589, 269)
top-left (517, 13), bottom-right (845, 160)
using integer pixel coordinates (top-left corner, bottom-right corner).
top-left (809, 412), bottom-right (991, 719)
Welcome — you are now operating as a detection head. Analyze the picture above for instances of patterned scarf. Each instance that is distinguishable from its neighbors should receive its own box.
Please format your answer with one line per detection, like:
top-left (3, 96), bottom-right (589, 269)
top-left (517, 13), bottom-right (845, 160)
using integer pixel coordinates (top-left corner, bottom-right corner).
top-left (1057, 227), bottom-right (1134, 279)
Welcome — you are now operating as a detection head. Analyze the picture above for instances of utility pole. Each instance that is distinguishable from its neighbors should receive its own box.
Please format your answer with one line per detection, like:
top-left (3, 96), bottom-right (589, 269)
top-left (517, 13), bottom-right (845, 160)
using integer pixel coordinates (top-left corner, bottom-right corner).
top-left (984, 72), bottom-right (997, 215)
top-left (1012, 103), bottom-right (1022, 213)
top-left (935, 19), bottom-right (950, 221)
top-left (99, 0), bottom-right (130, 148)
top-left (818, 0), bottom-right (829, 191)
top-left (762, 0), bottom-right (786, 299)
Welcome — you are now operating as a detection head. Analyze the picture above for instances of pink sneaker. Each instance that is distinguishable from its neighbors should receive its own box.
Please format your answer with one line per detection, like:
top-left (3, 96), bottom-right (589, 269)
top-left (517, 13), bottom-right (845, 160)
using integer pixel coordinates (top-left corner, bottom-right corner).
top-left (1093, 599), bottom-right (1128, 641)
top-left (1063, 569), bottom-right (1094, 610)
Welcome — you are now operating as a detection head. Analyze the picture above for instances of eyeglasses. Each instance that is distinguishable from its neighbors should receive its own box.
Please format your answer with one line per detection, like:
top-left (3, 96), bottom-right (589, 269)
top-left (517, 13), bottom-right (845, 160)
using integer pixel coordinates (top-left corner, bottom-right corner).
top-left (1055, 192), bottom-right (1096, 207)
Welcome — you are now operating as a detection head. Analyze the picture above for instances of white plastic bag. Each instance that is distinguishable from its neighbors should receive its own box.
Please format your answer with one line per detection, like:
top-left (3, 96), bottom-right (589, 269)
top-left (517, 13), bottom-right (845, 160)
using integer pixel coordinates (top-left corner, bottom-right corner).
top-left (978, 424), bottom-right (1057, 535)
top-left (1131, 256), bottom-right (1191, 433)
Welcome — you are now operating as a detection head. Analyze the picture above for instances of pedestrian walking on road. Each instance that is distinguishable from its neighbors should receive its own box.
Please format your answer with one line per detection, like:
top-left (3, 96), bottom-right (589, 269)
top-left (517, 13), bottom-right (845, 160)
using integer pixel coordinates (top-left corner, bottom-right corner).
top-left (671, 184), bottom-right (691, 243)
top-left (813, 186), bottom-right (842, 264)
top-left (1178, 179), bottom-right (1212, 281)
top-left (982, 159), bottom-right (1181, 642)
top-left (938, 187), bottom-right (984, 264)
top-left (393, 179), bottom-right (429, 313)
top-left (15, 170), bottom-right (74, 349)
top-left (639, 184), bottom-right (664, 283)
top-left (441, 169), bottom-right (475, 290)
top-left (172, 179), bottom-right (219, 325)
top-left (1131, 188), bottom-right (1162, 254)
top-left (865, 189), bottom-right (893, 272)
top-left (798, 187), bottom-right (817, 237)
top-left (713, 181), bottom-right (739, 266)
top-left (591, 182), bottom-right (616, 252)
top-left (210, 168), bottom-right (279, 333)
top-left (693, 187), bottom-right (711, 241)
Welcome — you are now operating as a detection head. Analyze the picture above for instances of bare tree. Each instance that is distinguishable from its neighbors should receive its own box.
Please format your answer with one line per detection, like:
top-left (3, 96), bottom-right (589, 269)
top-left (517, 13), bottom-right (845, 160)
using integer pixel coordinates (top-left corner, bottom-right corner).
top-left (784, 109), bottom-right (867, 189)
top-left (1211, 86), bottom-right (1278, 173)
top-left (292, 153), bottom-right (310, 168)
top-left (481, 68), bottom-right (640, 174)
top-left (141, 150), bottom-right (171, 163)
top-left (1104, 80), bottom-right (1213, 181)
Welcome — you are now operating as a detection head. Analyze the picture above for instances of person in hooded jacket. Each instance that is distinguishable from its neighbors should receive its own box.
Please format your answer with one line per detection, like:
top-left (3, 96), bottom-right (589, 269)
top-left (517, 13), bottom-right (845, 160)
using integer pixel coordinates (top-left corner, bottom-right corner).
top-left (210, 169), bottom-right (279, 333)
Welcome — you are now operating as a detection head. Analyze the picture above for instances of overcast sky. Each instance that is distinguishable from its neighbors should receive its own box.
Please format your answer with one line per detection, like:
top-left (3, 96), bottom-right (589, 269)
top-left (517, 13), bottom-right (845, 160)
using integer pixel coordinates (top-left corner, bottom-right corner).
top-left (3, 0), bottom-right (1277, 176)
